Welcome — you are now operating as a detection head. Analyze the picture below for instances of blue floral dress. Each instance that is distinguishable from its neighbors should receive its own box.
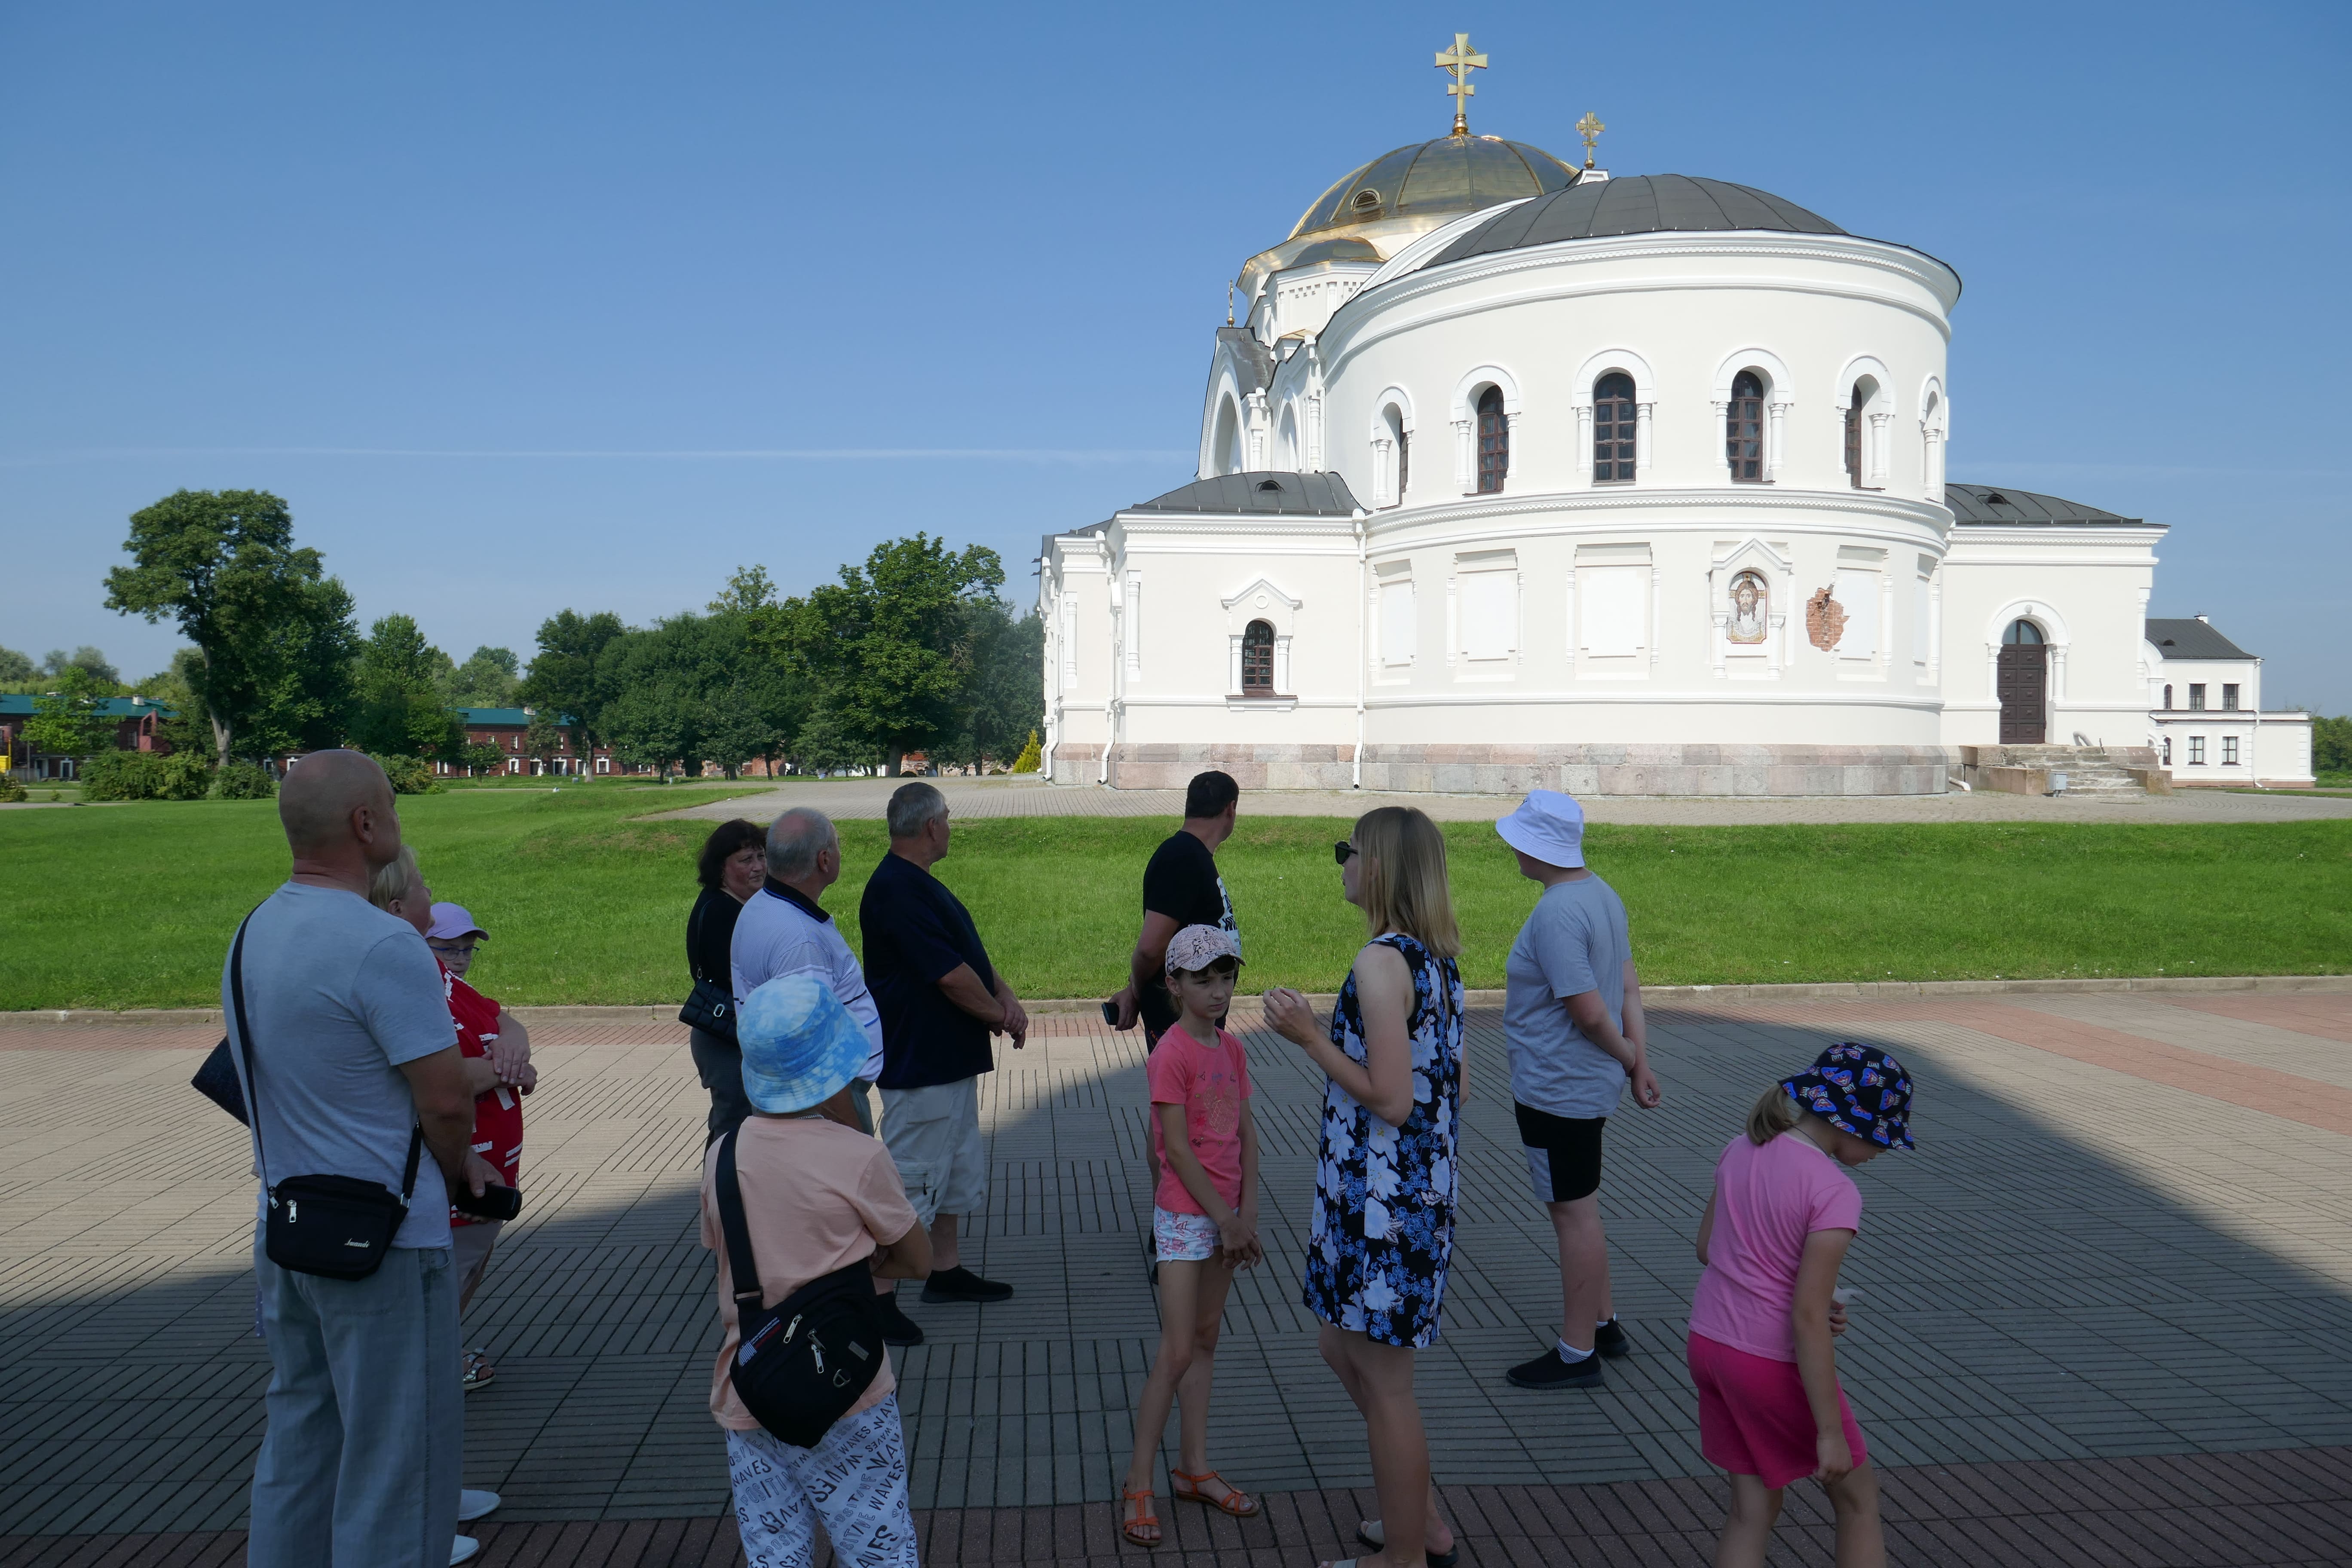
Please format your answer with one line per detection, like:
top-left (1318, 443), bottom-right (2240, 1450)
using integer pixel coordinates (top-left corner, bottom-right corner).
top-left (1301, 932), bottom-right (1464, 1349)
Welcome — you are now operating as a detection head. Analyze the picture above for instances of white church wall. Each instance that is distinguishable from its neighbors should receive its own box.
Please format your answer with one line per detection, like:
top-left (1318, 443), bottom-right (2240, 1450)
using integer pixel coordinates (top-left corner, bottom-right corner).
top-left (1936, 526), bottom-right (2162, 749)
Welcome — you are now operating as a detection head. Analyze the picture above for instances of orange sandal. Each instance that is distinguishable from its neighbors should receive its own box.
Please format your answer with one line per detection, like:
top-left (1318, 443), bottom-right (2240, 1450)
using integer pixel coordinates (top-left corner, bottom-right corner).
top-left (1121, 1485), bottom-right (1162, 1548)
top-left (1170, 1468), bottom-right (1260, 1518)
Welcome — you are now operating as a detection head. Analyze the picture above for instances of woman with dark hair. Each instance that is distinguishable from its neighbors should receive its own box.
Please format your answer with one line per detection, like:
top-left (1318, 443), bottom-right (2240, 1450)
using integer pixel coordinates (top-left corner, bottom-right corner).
top-left (687, 818), bottom-right (767, 1142)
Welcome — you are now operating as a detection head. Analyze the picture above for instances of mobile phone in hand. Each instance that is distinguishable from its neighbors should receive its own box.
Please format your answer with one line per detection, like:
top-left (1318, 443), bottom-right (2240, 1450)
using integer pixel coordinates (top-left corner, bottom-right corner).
top-left (453, 1182), bottom-right (522, 1221)
top-left (1100, 999), bottom-right (1119, 1026)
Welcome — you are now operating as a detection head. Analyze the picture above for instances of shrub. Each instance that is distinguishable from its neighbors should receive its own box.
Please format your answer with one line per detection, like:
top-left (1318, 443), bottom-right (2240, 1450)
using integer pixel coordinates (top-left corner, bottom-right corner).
top-left (82, 749), bottom-right (214, 802)
top-left (1010, 729), bottom-right (1042, 774)
top-left (368, 753), bottom-right (440, 795)
top-left (215, 762), bottom-right (278, 799)
top-left (0, 775), bottom-right (24, 803)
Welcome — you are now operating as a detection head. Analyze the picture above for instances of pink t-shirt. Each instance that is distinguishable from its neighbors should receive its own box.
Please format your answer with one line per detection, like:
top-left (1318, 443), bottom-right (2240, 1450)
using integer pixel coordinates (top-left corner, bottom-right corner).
top-left (1148, 1026), bottom-right (1252, 1215)
top-left (1689, 1131), bottom-right (1863, 1362)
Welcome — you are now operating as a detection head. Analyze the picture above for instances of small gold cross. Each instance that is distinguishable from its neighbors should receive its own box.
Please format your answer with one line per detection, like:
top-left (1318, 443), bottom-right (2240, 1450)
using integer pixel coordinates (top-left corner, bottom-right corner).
top-left (1576, 111), bottom-right (1605, 168)
top-left (1434, 33), bottom-right (1487, 136)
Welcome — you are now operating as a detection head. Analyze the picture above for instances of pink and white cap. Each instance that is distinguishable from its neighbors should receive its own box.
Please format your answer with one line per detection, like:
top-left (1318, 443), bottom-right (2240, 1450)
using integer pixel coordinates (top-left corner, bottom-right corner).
top-left (1163, 923), bottom-right (1243, 977)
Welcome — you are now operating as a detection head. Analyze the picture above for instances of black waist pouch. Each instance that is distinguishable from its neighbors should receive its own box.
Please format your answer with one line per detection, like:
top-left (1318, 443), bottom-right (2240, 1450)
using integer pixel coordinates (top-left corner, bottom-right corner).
top-left (228, 915), bottom-right (423, 1282)
top-left (266, 1139), bottom-right (419, 1280)
top-left (715, 1130), bottom-right (885, 1447)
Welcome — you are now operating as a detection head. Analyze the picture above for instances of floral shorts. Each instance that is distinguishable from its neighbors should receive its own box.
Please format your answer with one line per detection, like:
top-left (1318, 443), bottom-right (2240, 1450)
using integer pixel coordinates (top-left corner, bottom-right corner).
top-left (1153, 1206), bottom-right (1221, 1263)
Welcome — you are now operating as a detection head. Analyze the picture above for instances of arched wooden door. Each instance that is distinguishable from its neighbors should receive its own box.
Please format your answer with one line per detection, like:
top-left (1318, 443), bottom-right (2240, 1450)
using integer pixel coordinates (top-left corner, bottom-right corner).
top-left (1998, 619), bottom-right (2048, 743)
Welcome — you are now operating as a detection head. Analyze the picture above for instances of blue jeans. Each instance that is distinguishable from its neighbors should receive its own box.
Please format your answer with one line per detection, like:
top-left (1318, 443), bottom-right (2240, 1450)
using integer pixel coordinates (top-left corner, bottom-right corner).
top-left (249, 1228), bottom-right (461, 1568)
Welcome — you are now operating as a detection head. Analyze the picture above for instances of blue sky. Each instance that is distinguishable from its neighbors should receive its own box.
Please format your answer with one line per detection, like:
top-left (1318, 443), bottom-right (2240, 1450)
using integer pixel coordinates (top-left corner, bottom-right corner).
top-left (4, 2), bottom-right (2346, 708)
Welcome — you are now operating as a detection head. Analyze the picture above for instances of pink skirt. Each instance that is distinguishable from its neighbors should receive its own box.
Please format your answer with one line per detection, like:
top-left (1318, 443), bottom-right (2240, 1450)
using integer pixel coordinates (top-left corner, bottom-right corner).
top-left (1687, 1331), bottom-right (1868, 1488)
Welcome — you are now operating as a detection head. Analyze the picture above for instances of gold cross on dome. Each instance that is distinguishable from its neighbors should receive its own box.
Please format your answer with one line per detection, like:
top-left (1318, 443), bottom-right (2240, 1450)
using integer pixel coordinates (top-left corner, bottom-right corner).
top-left (1576, 110), bottom-right (1605, 168)
top-left (1435, 33), bottom-right (1487, 136)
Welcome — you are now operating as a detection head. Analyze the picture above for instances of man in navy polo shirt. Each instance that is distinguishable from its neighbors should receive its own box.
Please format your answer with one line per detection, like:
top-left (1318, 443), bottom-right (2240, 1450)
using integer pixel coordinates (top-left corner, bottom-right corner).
top-left (861, 781), bottom-right (1027, 1314)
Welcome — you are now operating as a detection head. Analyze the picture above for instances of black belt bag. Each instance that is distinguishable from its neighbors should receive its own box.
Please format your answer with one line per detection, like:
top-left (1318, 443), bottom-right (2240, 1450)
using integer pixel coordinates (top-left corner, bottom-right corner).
top-left (714, 1129), bottom-right (885, 1448)
top-left (680, 896), bottom-right (738, 1042)
top-left (227, 915), bottom-right (424, 1281)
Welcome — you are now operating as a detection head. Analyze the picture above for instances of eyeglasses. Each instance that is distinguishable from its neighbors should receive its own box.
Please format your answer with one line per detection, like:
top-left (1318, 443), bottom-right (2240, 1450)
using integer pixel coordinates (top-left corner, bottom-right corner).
top-left (1332, 841), bottom-right (1357, 865)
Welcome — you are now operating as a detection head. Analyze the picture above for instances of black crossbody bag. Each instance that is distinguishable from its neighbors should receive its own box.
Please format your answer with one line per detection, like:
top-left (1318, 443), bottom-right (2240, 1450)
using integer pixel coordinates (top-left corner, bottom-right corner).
top-left (228, 915), bottom-right (424, 1281)
top-left (678, 895), bottom-right (737, 1042)
top-left (714, 1127), bottom-right (886, 1448)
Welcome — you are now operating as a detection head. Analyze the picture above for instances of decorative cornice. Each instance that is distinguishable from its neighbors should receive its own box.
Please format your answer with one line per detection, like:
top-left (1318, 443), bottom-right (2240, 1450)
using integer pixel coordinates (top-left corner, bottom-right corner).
top-left (1369, 484), bottom-right (1951, 533)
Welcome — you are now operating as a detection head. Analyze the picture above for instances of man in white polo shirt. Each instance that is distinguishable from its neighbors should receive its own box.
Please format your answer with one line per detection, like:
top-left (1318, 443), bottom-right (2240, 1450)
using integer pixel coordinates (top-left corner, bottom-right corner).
top-left (728, 805), bottom-right (905, 1346)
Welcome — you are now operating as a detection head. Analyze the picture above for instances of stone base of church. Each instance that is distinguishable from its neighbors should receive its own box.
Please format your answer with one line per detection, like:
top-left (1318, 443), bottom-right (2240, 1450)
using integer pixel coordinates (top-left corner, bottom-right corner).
top-left (1072, 743), bottom-right (1952, 796)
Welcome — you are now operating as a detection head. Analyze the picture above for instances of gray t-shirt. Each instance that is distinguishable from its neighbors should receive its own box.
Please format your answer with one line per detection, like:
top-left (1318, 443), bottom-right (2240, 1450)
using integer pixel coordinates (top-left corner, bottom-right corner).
top-left (224, 882), bottom-right (458, 1248)
top-left (1502, 874), bottom-right (1633, 1119)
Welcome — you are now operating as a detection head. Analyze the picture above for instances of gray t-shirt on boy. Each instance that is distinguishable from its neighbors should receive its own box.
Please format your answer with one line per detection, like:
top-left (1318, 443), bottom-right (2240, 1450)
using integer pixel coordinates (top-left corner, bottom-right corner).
top-left (1502, 873), bottom-right (1633, 1119)
top-left (224, 881), bottom-right (458, 1249)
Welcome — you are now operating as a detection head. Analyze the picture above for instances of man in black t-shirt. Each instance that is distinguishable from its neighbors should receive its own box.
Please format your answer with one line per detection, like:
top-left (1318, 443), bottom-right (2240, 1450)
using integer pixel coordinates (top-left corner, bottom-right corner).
top-left (1111, 770), bottom-right (1241, 1045)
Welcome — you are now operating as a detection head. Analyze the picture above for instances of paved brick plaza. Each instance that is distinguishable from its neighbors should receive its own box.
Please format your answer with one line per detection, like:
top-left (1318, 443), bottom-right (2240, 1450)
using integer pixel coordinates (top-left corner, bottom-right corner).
top-left (5, 989), bottom-right (2351, 1565)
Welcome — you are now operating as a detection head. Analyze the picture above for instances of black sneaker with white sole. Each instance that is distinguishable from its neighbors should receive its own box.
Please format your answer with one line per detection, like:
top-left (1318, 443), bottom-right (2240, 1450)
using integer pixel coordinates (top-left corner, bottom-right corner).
top-left (1506, 1347), bottom-right (1605, 1390)
top-left (1594, 1317), bottom-right (1634, 1359)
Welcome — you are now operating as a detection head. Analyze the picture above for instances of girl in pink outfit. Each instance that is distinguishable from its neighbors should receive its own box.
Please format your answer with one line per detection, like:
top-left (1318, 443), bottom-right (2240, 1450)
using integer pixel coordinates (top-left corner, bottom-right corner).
top-left (1120, 924), bottom-right (1264, 1549)
top-left (1688, 1042), bottom-right (1915, 1568)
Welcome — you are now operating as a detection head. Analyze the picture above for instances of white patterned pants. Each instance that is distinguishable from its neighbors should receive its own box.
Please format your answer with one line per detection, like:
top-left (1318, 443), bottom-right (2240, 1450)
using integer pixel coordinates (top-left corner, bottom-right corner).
top-left (726, 1395), bottom-right (919, 1568)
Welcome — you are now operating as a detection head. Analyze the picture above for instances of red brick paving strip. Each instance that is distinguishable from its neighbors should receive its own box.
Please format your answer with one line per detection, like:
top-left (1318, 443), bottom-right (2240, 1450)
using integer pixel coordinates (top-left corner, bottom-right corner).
top-left (8, 1449), bottom-right (2350, 1567)
top-left (1691, 998), bottom-right (2352, 1139)
top-left (2159, 992), bottom-right (2352, 1047)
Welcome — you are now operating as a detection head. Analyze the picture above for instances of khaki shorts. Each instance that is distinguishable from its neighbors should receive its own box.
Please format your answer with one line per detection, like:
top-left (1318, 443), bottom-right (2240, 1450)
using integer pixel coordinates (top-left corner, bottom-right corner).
top-left (879, 1076), bottom-right (986, 1226)
top-left (451, 1218), bottom-right (502, 1302)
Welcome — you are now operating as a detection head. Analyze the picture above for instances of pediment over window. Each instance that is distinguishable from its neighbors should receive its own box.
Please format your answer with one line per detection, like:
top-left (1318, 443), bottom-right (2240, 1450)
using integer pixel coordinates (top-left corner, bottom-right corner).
top-left (1220, 576), bottom-right (1303, 612)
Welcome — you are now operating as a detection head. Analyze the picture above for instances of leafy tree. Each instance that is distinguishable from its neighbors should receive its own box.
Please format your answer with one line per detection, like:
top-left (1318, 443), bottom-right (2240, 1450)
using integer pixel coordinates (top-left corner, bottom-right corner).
top-left (0, 644), bottom-right (34, 684)
top-left (2315, 715), bottom-right (2352, 775)
top-left (25, 666), bottom-right (121, 758)
top-left (103, 489), bottom-right (359, 769)
top-left (767, 534), bottom-right (1005, 775)
top-left (445, 645), bottom-right (521, 708)
top-left (133, 648), bottom-right (213, 760)
top-left (933, 604), bottom-right (1045, 772)
top-left (41, 646), bottom-right (121, 685)
top-left (350, 615), bottom-right (466, 761)
top-left (709, 564), bottom-right (778, 616)
top-left (520, 609), bottom-right (626, 766)
top-left (522, 708), bottom-right (565, 772)
top-left (460, 741), bottom-right (508, 777)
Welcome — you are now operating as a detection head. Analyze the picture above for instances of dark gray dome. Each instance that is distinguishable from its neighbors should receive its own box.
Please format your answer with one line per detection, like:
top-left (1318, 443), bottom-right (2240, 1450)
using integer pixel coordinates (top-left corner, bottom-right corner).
top-left (1430, 174), bottom-right (1844, 267)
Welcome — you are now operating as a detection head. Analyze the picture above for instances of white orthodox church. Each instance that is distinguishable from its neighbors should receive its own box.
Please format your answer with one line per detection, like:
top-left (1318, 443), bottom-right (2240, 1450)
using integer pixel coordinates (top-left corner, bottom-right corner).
top-left (1037, 45), bottom-right (2313, 795)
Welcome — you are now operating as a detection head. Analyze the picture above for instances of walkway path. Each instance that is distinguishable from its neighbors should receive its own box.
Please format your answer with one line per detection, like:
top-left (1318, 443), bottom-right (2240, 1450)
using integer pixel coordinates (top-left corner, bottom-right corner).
top-left (5, 992), bottom-right (2350, 1564)
top-left (657, 775), bottom-right (2352, 826)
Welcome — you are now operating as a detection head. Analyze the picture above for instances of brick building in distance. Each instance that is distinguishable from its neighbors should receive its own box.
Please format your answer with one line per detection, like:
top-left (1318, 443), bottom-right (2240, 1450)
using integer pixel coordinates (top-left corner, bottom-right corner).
top-left (0, 694), bottom-right (180, 782)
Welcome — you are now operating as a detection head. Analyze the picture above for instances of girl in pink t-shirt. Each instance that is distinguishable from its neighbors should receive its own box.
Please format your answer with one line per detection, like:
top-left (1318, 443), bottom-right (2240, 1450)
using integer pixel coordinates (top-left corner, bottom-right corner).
top-left (1120, 925), bottom-right (1263, 1549)
top-left (1688, 1042), bottom-right (1915, 1568)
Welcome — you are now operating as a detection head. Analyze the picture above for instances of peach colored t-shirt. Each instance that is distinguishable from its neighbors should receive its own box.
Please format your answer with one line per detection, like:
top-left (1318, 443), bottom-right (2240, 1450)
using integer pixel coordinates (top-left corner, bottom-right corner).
top-left (1148, 1025), bottom-right (1252, 1215)
top-left (698, 1114), bottom-right (918, 1431)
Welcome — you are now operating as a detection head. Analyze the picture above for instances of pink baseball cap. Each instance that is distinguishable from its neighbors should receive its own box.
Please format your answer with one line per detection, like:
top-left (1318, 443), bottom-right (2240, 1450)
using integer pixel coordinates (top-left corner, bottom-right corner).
top-left (1164, 923), bottom-right (1242, 977)
top-left (426, 903), bottom-right (488, 942)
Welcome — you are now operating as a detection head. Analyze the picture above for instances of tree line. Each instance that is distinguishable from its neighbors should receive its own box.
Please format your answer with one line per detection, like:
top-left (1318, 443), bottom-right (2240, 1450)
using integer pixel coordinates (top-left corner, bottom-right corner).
top-left (11, 487), bottom-right (1044, 795)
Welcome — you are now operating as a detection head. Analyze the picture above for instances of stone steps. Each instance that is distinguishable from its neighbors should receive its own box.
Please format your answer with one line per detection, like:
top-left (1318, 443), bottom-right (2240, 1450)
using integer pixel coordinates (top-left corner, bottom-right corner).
top-left (1956, 744), bottom-right (2154, 797)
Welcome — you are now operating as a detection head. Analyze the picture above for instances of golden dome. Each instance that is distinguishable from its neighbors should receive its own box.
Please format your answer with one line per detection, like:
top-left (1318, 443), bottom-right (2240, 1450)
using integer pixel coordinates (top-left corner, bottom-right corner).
top-left (1289, 134), bottom-right (1578, 240)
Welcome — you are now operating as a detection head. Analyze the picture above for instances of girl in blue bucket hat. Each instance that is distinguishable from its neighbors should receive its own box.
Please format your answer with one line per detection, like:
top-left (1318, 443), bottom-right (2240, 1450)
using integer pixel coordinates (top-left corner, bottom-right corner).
top-left (701, 973), bottom-right (933, 1568)
top-left (1687, 1042), bottom-right (1915, 1568)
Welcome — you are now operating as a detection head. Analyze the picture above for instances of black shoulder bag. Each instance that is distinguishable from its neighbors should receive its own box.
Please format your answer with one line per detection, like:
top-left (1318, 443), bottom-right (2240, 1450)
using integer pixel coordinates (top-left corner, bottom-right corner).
top-left (679, 894), bottom-right (738, 1042)
top-left (228, 915), bottom-right (424, 1280)
top-left (713, 1127), bottom-right (886, 1448)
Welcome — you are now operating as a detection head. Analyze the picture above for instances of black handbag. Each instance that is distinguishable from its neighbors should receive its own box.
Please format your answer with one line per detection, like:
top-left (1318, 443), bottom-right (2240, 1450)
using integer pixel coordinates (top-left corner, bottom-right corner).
top-left (679, 895), bottom-right (738, 1041)
top-left (713, 1127), bottom-right (885, 1448)
top-left (227, 914), bottom-right (424, 1281)
top-left (192, 1037), bottom-right (248, 1124)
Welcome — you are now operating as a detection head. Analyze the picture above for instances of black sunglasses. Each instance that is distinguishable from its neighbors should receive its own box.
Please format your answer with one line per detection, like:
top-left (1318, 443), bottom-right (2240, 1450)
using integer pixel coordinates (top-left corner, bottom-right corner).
top-left (1332, 840), bottom-right (1357, 865)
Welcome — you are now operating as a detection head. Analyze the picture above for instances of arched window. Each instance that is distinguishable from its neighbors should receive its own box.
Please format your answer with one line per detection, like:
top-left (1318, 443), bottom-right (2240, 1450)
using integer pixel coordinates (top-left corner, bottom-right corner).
top-left (1240, 620), bottom-right (1275, 694)
top-left (1397, 426), bottom-right (1411, 498)
top-left (1727, 371), bottom-right (1764, 481)
top-left (1594, 372), bottom-right (1636, 483)
top-left (2003, 619), bottom-right (2045, 645)
top-left (2163, 683), bottom-right (2173, 711)
top-left (1378, 402), bottom-right (1410, 508)
top-left (1476, 385), bottom-right (1507, 494)
top-left (1844, 385), bottom-right (1865, 488)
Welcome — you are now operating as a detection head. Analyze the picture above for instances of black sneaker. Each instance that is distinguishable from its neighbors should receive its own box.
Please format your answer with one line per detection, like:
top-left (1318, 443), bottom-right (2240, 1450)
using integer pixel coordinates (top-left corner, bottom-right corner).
top-left (1594, 1318), bottom-right (1634, 1359)
top-left (921, 1265), bottom-right (1014, 1304)
top-left (877, 1294), bottom-right (924, 1347)
top-left (1507, 1348), bottom-right (1604, 1390)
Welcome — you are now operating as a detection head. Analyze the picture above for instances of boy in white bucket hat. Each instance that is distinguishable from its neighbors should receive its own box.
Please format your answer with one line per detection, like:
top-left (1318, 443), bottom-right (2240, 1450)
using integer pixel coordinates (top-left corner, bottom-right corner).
top-left (1493, 790), bottom-right (1662, 1392)
top-left (699, 973), bottom-right (932, 1568)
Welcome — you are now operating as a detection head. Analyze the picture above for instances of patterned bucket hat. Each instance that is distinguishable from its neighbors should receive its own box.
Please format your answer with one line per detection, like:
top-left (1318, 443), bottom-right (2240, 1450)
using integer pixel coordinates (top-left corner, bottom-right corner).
top-left (1781, 1042), bottom-right (1916, 1149)
top-left (1164, 923), bottom-right (1243, 978)
top-left (737, 972), bottom-right (870, 1115)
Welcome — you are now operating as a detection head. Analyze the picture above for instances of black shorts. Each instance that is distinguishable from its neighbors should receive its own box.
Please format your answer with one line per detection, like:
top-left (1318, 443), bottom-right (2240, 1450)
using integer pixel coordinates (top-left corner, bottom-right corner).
top-left (1515, 1102), bottom-right (1607, 1204)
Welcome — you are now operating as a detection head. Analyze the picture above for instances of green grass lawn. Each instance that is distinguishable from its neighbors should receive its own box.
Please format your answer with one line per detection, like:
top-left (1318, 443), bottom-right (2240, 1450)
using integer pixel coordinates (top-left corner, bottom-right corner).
top-left (3, 789), bottom-right (2347, 1010)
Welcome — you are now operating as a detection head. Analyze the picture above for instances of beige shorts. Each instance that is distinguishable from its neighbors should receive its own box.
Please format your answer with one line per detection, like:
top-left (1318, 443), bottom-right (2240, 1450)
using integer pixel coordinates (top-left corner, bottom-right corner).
top-left (879, 1076), bottom-right (986, 1226)
top-left (451, 1218), bottom-right (502, 1301)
